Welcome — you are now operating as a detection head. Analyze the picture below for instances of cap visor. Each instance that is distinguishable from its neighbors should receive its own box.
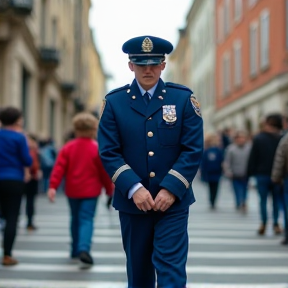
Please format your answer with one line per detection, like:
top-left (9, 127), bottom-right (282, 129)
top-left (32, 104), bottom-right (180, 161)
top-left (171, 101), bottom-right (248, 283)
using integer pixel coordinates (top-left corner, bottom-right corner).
top-left (130, 58), bottom-right (163, 66)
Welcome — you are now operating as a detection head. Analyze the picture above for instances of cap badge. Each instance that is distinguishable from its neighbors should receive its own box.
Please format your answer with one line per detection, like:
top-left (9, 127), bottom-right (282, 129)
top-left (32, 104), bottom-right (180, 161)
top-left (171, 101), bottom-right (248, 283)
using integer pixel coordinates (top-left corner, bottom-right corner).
top-left (162, 105), bottom-right (177, 125)
top-left (142, 37), bottom-right (153, 53)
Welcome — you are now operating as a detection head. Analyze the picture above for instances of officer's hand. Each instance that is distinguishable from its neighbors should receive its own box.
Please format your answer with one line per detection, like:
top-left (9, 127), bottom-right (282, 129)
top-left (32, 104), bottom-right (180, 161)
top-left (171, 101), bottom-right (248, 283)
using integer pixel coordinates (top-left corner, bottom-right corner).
top-left (132, 187), bottom-right (155, 212)
top-left (154, 189), bottom-right (176, 212)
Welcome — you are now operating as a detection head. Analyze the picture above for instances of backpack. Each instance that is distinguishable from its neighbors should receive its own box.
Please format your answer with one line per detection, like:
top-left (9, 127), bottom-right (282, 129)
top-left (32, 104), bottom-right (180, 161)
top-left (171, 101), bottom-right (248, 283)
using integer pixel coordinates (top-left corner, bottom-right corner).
top-left (39, 147), bottom-right (55, 169)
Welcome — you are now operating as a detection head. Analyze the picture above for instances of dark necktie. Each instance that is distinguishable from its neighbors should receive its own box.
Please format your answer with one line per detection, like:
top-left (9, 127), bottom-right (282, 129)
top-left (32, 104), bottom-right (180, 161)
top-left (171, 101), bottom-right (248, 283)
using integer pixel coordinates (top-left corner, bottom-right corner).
top-left (143, 92), bottom-right (151, 105)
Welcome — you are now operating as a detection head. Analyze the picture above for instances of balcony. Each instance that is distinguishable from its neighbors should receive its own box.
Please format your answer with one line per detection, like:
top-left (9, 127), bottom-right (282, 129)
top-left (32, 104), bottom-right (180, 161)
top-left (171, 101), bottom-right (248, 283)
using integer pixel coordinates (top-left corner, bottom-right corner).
top-left (39, 47), bottom-right (60, 69)
top-left (0, 0), bottom-right (33, 16)
top-left (74, 98), bottom-right (85, 112)
top-left (61, 82), bottom-right (76, 94)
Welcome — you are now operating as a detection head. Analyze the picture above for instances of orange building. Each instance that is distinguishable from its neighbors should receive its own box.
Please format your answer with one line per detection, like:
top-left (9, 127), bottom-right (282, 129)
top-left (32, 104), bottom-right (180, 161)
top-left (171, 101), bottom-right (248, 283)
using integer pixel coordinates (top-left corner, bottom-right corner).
top-left (215, 0), bottom-right (288, 133)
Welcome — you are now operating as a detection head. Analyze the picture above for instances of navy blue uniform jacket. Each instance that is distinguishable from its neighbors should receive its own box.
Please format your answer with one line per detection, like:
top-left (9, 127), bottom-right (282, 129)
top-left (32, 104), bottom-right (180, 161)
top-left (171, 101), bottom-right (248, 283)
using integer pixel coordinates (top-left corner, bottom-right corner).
top-left (98, 78), bottom-right (203, 214)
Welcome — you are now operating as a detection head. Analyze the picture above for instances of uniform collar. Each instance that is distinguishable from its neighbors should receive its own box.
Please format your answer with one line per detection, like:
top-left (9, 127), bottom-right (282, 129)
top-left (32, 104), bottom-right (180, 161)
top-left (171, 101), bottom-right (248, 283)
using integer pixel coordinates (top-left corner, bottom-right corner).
top-left (136, 80), bottom-right (158, 97)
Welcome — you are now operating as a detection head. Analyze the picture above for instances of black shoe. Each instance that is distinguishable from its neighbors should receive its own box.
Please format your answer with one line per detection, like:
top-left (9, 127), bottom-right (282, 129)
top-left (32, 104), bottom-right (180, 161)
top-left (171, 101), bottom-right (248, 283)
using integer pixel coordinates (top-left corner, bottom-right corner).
top-left (79, 251), bottom-right (93, 269)
top-left (281, 238), bottom-right (288, 245)
top-left (106, 197), bottom-right (113, 209)
top-left (273, 224), bottom-right (282, 235)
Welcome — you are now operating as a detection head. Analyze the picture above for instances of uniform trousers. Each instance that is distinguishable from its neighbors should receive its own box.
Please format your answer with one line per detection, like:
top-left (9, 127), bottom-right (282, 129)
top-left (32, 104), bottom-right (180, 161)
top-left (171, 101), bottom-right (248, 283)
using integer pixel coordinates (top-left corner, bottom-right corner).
top-left (119, 208), bottom-right (189, 288)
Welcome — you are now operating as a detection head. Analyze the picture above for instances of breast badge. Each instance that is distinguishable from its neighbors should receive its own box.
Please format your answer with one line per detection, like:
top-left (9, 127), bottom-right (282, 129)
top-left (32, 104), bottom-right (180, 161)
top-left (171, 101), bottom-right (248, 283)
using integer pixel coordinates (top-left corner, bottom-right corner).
top-left (190, 94), bottom-right (201, 117)
top-left (162, 105), bottom-right (177, 125)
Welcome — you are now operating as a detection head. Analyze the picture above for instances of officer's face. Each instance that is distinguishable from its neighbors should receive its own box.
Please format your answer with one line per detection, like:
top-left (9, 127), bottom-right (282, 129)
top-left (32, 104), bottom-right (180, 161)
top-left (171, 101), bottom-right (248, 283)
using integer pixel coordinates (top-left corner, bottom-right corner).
top-left (128, 62), bottom-right (166, 90)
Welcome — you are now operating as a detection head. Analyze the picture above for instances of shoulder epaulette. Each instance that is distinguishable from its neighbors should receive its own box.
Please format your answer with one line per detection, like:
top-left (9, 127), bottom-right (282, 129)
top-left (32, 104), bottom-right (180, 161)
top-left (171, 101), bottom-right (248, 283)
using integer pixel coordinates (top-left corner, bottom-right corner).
top-left (106, 84), bottom-right (130, 96)
top-left (165, 82), bottom-right (192, 93)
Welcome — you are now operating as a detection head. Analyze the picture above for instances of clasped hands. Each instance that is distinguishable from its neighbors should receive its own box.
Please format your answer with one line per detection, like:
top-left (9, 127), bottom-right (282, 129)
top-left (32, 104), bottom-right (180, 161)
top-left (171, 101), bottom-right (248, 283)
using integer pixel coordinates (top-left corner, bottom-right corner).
top-left (132, 187), bottom-right (176, 212)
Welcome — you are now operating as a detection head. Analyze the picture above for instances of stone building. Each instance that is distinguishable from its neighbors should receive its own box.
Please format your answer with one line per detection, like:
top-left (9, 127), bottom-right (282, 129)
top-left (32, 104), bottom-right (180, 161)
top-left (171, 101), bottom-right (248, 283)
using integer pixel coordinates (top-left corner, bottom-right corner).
top-left (167, 0), bottom-right (216, 133)
top-left (0, 0), bottom-right (106, 146)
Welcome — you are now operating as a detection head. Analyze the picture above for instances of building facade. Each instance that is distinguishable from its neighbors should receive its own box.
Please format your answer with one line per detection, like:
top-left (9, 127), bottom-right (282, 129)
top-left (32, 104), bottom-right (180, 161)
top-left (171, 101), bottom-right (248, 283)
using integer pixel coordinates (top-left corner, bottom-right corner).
top-left (215, 0), bottom-right (288, 133)
top-left (0, 0), bottom-right (106, 146)
top-left (186, 0), bottom-right (216, 133)
top-left (167, 0), bottom-right (216, 133)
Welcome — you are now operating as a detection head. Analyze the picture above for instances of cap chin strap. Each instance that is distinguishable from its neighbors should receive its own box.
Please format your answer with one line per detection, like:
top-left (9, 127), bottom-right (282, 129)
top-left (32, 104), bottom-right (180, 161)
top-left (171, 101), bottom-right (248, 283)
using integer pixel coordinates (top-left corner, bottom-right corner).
top-left (129, 53), bottom-right (164, 57)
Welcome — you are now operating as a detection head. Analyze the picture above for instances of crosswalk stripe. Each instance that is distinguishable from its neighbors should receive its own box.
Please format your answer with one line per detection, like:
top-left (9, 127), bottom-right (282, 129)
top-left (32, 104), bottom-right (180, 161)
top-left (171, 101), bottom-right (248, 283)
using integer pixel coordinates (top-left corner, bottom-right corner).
top-left (13, 250), bottom-right (287, 259)
top-left (14, 235), bottom-right (281, 245)
top-left (17, 228), bottom-right (279, 237)
top-left (1, 180), bottom-right (286, 286)
top-left (1, 263), bottom-right (287, 274)
top-left (0, 280), bottom-right (287, 288)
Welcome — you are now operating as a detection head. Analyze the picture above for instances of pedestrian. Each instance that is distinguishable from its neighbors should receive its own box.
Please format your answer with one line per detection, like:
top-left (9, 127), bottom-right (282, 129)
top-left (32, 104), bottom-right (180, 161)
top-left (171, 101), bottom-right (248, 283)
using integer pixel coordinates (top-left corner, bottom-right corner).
top-left (47, 112), bottom-right (114, 268)
top-left (98, 35), bottom-right (203, 288)
top-left (247, 113), bottom-right (283, 235)
top-left (220, 127), bottom-right (233, 151)
top-left (200, 133), bottom-right (224, 210)
top-left (271, 132), bottom-right (288, 245)
top-left (24, 134), bottom-right (41, 231)
top-left (223, 130), bottom-right (251, 212)
top-left (0, 107), bottom-right (32, 266)
top-left (39, 137), bottom-right (57, 193)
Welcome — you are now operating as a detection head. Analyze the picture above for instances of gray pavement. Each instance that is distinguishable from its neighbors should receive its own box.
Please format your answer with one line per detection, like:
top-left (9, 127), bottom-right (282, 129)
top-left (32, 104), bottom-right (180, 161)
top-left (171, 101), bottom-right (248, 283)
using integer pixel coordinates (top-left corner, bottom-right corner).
top-left (0, 177), bottom-right (288, 287)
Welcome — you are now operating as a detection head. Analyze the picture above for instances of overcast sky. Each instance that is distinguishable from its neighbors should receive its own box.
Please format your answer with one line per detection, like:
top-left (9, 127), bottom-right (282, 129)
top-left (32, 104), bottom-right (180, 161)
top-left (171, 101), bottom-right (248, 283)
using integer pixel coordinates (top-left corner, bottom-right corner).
top-left (89, 0), bottom-right (193, 91)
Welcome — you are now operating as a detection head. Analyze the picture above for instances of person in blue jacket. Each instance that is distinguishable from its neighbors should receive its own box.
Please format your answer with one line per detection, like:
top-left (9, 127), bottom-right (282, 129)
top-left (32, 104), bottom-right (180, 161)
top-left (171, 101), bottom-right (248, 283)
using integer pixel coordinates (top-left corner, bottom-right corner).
top-left (200, 133), bottom-right (224, 210)
top-left (98, 35), bottom-right (203, 288)
top-left (0, 107), bottom-right (32, 266)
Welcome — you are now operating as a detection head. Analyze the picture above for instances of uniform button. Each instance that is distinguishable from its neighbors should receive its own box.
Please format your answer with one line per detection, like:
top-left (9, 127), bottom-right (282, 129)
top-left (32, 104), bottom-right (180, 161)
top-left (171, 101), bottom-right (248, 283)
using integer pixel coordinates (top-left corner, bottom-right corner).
top-left (148, 117), bottom-right (152, 120)
top-left (148, 151), bottom-right (154, 156)
top-left (150, 172), bottom-right (155, 178)
top-left (147, 131), bottom-right (153, 137)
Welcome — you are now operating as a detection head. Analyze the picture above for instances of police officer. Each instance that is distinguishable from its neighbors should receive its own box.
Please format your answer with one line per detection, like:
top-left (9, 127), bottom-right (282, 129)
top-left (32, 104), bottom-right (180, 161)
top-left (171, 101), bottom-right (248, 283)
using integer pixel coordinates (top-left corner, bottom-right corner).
top-left (98, 35), bottom-right (203, 288)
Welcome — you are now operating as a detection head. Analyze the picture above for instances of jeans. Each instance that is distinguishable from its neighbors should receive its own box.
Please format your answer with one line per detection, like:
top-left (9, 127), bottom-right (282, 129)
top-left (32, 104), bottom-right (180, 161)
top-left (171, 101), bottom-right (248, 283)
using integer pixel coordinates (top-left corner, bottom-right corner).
top-left (256, 175), bottom-right (281, 226)
top-left (68, 197), bottom-right (98, 257)
top-left (232, 178), bottom-right (248, 208)
top-left (282, 179), bottom-right (288, 239)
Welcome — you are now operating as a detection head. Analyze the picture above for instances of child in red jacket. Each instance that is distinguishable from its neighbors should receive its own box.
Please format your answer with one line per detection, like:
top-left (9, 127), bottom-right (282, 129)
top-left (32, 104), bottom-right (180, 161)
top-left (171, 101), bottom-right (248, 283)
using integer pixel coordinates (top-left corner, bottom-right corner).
top-left (47, 112), bottom-right (114, 268)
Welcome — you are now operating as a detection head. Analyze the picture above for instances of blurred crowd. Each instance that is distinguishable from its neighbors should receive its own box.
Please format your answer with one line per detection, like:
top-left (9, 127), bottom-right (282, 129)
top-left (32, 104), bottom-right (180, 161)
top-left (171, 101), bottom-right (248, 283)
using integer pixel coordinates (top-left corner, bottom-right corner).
top-left (0, 105), bottom-right (287, 268)
top-left (0, 106), bottom-right (113, 267)
top-left (200, 113), bottom-right (288, 247)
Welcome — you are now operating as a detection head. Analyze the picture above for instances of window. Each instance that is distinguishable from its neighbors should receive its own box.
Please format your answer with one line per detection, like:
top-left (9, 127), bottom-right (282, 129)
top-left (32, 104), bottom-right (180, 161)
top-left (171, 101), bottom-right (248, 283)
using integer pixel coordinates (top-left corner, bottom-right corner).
top-left (249, 22), bottom-right (258, 77)
top-left (286, 0), bottom-right (288, 49)
top-left (40, 0), bottom-right (46, 45)
top-left (218, 5), bottom-right (224, 43)
top-left (209, 71), bottom-right (215, 106)
top-left (224, 0), bottom-right (231, 37)
top-left (234, 0), bottom-right (242, 23)
top-left (249, 0), bottom-right (258, 8)
top-left (49, 99), bottom-right (55, 138)
top-left (234, 40), bottom-right (242, 87)
top-left (260, 10), bottom-right (270, 69)
top-left (21, 68), bottom-right (30, 129)
top-left (52, 18), bottom-right (58, 46)
top-left (222, 52), bottom-right (231, 97)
